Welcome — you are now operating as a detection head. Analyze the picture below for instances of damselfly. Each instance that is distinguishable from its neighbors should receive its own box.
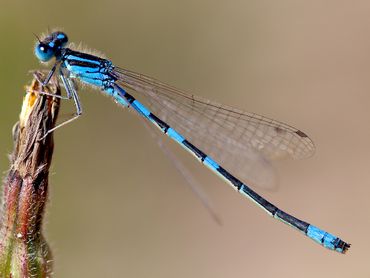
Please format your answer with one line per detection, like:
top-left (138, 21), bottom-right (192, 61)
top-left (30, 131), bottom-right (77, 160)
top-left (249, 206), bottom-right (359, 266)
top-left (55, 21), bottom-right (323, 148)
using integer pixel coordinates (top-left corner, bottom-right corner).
top-left (33, 31), bottom-right (350, 253)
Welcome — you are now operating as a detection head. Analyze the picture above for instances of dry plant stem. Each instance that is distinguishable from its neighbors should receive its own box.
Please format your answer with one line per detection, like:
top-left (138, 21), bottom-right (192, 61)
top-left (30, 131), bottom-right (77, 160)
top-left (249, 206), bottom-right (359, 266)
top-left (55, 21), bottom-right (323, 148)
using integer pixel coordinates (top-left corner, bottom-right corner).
top-left (0, 72), bottom-right (60, 278)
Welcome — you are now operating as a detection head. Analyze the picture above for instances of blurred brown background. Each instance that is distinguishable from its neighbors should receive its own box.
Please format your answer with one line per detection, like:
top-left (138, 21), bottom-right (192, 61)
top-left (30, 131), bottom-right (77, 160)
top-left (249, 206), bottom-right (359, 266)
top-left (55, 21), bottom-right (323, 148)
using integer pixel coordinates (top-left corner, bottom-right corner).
top-left (0, 0), bottom-right (368, 277)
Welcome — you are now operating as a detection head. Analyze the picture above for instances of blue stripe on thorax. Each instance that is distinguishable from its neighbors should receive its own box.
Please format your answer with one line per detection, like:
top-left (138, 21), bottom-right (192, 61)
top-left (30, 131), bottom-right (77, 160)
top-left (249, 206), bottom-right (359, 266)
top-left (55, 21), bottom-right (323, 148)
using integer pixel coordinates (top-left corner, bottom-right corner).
top-left (61, 49), bottom-right (116, 89)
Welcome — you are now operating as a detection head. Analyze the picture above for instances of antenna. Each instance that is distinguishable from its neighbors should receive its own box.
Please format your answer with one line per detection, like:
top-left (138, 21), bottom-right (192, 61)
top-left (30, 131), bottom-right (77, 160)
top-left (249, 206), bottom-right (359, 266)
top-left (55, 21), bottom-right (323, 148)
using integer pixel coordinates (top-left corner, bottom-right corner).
top-left (33, 33), bottom-right (41, 43)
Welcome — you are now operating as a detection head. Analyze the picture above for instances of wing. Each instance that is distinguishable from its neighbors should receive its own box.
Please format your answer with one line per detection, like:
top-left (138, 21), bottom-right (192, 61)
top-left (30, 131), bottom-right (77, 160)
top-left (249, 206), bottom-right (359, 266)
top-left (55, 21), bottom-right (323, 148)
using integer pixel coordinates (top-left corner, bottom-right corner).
top-left (112, 67), bottom-right (315, 187)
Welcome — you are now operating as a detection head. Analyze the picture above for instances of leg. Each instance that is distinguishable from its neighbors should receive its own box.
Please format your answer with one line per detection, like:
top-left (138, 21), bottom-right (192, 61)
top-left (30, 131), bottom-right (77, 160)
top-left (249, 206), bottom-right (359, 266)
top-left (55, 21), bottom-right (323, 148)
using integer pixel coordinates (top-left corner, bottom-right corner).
top-left (39, 72), bottom-right (82, 140)
top-left (32, 90), bottom-right (72, 100)
top-left (39, 112), bottom-right (81, 141)
top-left (32, 67), bottom-right (72, 100)
top-left (33, 63), bottom-right (58, 86)
top-left (58, 67), bottom-right (73, 99)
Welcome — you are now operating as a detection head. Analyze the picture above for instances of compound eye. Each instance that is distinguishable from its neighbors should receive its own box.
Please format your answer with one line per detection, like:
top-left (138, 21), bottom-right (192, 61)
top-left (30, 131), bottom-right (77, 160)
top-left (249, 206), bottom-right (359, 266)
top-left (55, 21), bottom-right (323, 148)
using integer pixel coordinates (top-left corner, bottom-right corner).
top-left (35, 43), bottom-right (54, 62)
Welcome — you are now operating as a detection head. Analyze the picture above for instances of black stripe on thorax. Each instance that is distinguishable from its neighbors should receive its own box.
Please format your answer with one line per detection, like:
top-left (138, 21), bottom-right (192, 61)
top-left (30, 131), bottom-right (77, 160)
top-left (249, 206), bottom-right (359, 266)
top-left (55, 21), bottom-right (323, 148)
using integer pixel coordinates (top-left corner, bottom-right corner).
top-left (64, 48), bottom-right (107, 63)
top-left (66, 59), bottom-right (101, 69)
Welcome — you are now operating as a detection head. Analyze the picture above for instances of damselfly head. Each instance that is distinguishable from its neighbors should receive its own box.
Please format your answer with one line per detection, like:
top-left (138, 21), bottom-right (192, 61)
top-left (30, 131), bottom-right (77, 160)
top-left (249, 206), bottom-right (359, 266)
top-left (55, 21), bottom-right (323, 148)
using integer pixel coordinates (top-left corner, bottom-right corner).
top-left (34, 31), bottom-right (68, 62)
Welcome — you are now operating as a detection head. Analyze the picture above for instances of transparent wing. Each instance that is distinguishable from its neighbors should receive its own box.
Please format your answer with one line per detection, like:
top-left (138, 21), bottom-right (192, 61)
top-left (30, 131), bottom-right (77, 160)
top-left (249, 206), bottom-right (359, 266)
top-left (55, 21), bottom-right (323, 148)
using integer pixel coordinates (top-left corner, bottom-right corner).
top-left (113, 67), bottom-right (315, 188)
top-left (142, 118), bottom-right (222, 224)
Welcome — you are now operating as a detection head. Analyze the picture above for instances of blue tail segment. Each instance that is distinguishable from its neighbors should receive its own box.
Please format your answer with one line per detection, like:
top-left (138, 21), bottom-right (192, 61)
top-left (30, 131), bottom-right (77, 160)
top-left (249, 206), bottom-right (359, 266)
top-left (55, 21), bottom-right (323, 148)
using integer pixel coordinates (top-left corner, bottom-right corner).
top-left (113, 85), bottom-right (350, 253)
top-left (306, 225), bottom-right (350, 253)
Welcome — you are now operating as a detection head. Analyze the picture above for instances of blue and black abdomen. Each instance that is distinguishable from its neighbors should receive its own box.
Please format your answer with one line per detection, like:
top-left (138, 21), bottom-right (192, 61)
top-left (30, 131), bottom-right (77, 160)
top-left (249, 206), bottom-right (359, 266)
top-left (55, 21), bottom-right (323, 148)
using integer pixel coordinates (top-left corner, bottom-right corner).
top-left (61, 48), bottom-right (117, 92)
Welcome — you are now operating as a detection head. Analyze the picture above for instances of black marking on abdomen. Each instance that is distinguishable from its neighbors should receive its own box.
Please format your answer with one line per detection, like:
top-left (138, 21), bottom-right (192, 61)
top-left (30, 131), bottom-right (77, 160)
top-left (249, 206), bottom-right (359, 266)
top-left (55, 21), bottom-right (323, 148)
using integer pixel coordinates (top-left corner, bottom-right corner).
top-left (274, 210), bottom-right (309, 232)
top-left (239, 185), bottom-right (278, 215)
top-left (124, 92), bottom-right (135, 104)
top-left (182, 140), bottom-right (207, 161)
top-left (149, 113), bottom-right (169, 132)
top-left (216, 166), bottom-right (243, 190)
